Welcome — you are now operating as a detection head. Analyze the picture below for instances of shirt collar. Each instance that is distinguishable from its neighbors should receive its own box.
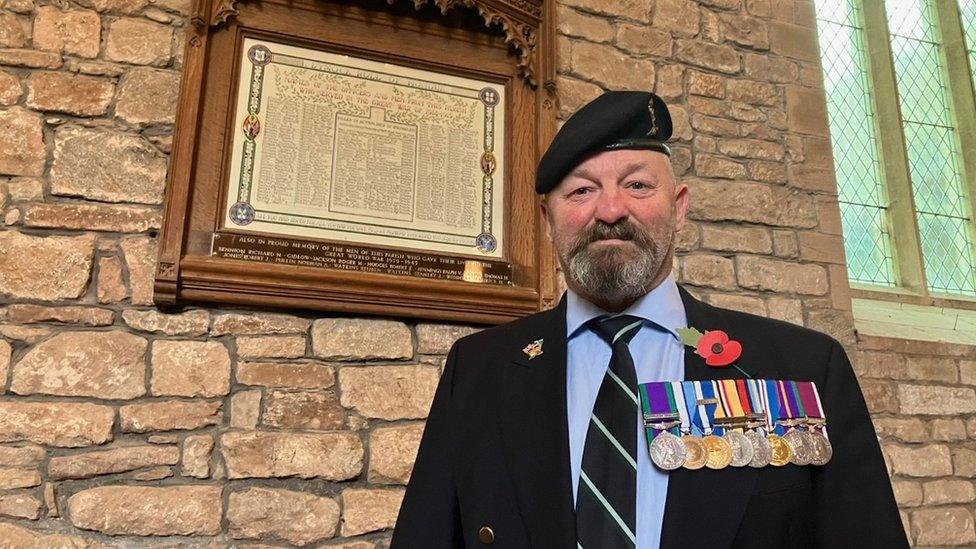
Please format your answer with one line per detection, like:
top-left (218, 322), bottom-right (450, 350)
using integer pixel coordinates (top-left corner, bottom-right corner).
top-left (566, 273), bottom-right (688, 341)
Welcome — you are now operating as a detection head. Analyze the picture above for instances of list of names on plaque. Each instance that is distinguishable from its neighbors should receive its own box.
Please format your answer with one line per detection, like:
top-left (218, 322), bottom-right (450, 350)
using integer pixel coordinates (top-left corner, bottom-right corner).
top-left (224, 38), bottom-right (506, 259)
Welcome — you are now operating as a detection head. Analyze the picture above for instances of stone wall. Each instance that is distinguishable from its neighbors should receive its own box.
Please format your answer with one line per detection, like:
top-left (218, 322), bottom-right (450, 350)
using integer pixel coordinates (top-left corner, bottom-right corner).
top-left (0, 0), bottom-right (971, 546)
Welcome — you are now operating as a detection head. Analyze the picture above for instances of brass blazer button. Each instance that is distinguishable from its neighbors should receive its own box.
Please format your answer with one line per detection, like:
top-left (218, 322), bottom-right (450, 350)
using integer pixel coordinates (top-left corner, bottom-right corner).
top-left (478, 525), bottom-right (495, 544)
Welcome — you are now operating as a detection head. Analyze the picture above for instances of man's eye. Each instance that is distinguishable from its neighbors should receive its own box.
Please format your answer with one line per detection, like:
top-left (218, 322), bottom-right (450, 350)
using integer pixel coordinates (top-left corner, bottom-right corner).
top-left (569, 187), bottom-right (592, 196)
top-left (628, 181), bottom-right (648, 190)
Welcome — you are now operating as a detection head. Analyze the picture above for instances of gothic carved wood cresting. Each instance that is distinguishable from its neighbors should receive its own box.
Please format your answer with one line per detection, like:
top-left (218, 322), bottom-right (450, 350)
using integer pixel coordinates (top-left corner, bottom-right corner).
top-left (156, 0), bottom-right (557, 323)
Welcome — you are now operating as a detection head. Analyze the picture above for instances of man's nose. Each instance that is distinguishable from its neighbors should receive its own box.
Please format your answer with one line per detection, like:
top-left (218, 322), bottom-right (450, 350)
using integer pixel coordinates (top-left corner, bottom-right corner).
top-left (593, 186), bottom-right (628, 224)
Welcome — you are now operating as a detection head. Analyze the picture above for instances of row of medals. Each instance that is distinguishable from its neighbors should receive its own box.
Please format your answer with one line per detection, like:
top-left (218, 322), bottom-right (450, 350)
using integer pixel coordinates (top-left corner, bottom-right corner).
top-left (647, 417), bottom-right (833, 471)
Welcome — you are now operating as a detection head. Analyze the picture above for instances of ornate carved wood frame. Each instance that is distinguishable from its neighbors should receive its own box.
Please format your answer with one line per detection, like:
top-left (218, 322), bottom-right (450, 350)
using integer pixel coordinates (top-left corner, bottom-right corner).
top-left (155, 0), bottom-right (558, 324)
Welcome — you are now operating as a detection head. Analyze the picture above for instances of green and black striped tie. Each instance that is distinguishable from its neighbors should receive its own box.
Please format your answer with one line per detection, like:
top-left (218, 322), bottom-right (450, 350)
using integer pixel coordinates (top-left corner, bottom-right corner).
top-left (577, 314), bottom-right (643, 549)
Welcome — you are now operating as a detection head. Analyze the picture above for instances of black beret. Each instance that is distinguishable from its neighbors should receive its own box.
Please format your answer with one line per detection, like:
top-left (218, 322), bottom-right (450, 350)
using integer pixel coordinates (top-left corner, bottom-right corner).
top-left (536, 91), bottom-right (672, 194)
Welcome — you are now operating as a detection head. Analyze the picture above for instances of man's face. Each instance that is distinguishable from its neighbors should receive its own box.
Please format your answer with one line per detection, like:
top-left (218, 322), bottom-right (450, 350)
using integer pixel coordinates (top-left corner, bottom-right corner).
top-left (541, 149), bottom-right (688, 307)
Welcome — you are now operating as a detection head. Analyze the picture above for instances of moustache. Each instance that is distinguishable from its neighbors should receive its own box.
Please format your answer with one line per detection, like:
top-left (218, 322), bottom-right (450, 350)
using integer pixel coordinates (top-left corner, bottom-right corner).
top-left (569, 221), bottom-right (650, 256)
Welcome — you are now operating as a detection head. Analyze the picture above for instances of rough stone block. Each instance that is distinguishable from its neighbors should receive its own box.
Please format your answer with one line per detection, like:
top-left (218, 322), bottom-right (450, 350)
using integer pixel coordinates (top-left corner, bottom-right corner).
top-left (48, 444), bottom-right (179, 480)
top-left (212, 312), bottom-right (310, 335)
top-left (122, 309), bottom-right (210, 336)
top-left (0, 402), bottom-right (114, 447)
top-left (97, 255), bottom-right (128, 303)
top-left (6, 304), bottom-right (114, 325)
top-left (119, 399), bottom-right (222, 432)
top-left (0, 522), bottom-right (109, 547)
top-left (369, 423), bottom-right (424, 484)
top-left (736, 256), bottom-right (828, 295)
top-left (115, 67), bottom-right (180, 124)
top-left (341, 488), bottom-right (404, 537)
top-left (104, 18), bottom-right (172, 65)
top-left (120, 236), bottom-right (157, 306)
top-left (911, 507), bottom-right (976, 546)
top-left (415, 323), bottom-right (480, 355)
top-left (68, 485), bottom-right (222, 536)
top-left (0, 107), bottom-right (45, 176)
top-left (236, 361), bottom-right (334, 389)
top-left (312, 318), bottom-right (413, 361)
top-left (700, 225), bottom-right (772, 254)
top-left (570, 41), bottom-right (656, 90)
top-left (11, 330), bottom-right (147, 399)
top-left (237, 335), bottom-right (307, 359)
top-left (221, 431), bottom-right (363, 480)
top-left (885, 444), bottom-right (953, 477)
top-left (51, 126), bottom-right (167, 205)
top-left (898, 385), bottom-right (976, 415)
top-left (0, 489), bottom-right (41, 519)
top-left (151, 340), bottom-right (231, 397)
top-left (338, 365), bottom-right (439, 420)
top-left (26, 71), bottom-right (114, 116)
top-left (181, 434), bottom-right (213, 478)
top-left (228, 487), bottom-right (340, 545)
top-left (32, 6), bottom-right (100, 58)
top-left (262, 390), bottom-right (344, 431)
top-left (23, 202), bottom-right (161, 233)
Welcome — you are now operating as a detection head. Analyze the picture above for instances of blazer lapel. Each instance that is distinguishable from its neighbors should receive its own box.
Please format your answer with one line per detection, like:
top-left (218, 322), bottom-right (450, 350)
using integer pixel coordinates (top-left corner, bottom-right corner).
top-left (660, 287), bottom-right (759, 549)
top-left (497, 298), bottom-right (577, 548)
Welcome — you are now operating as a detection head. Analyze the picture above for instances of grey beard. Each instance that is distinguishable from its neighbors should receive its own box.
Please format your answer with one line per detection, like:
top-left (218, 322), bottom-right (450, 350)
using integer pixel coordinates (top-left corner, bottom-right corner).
top-left (567, 244), bottom-right (659, 304)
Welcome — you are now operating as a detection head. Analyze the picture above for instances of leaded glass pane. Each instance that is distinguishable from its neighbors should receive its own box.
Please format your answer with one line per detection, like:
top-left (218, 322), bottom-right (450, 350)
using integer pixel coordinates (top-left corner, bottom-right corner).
top-left (886, 0), bottom-right (976, 296)
top-left (958, 1), bottom-right (976, 128)
top-left (816, 0), bottom-right (896, 286)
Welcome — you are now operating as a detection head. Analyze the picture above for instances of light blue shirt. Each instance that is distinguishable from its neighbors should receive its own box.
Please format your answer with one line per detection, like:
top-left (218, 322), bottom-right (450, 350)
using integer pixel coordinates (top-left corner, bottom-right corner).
top-left (566, 274), bottom-right (687, 549)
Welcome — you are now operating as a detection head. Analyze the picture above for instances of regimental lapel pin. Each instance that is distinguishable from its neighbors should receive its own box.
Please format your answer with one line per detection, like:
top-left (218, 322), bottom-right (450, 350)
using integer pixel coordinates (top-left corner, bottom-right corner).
top-left (522, 338), bottom-right (544, 360)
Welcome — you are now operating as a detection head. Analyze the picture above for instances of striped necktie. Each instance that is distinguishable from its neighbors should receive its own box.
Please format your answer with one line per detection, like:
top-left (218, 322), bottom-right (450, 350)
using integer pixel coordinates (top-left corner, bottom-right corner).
top-left (577, 314), bottom-right (643, 549)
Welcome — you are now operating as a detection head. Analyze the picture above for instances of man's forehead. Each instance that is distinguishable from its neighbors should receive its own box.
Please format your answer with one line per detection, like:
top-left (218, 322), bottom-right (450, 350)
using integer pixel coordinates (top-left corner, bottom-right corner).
top-left (564, 149), bottom-right (674, 181)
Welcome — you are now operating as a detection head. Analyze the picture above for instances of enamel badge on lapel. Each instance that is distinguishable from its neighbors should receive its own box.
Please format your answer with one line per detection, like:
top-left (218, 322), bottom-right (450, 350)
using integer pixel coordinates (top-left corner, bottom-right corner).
top-left (522, 339), bottom-right (544, 360)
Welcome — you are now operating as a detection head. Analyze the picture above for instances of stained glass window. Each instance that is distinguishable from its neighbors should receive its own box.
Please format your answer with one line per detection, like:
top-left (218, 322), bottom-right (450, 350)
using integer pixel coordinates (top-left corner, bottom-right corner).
top-left (816, 0), bottom-right (896, 286)
top-left (886, 0), bottom-right (976, 296)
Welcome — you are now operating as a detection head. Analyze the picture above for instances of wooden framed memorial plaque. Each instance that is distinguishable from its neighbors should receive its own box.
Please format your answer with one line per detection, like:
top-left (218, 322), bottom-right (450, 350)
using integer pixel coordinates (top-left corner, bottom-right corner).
top-left (155, 0), bottom-right (558, 323)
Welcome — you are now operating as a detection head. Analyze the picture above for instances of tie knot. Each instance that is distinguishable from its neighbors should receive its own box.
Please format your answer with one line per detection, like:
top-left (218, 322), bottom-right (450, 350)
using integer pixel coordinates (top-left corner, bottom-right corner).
top-left (590, 314), bottom-right (643, 345)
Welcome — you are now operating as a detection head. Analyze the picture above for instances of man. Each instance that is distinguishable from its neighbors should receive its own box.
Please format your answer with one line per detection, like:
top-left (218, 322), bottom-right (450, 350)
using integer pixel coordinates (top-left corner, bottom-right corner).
top-left (392, 91), bottom-right (906, 548)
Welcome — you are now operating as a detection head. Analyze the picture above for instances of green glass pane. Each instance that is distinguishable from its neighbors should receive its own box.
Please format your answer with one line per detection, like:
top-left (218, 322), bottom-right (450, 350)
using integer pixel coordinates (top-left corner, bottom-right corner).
top-left (886, 0), bottom-right (976, 296)
top-left (958, 0), bottom-right (976, 116)
top-left (841, 204), bottom-right (897, 285)
top-left (816, 0), bottom-right (896, 286)
top-left (917, 213), bottom-right (976, 295)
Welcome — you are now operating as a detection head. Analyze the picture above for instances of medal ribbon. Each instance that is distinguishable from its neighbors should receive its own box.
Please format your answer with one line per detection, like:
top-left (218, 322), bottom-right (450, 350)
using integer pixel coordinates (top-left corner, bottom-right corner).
top-left (682, 381), bottom-right (702, 436)
top-left (776, 380), bottom-right (798, 421)
top-left (764, 380), bottom-right (784, 435)
top-left (639, 382), bottom-right (679, 443)
top-left (797, 382), bottom-right (821, 419)
top-left (735, 378), bottom-right (753, 415)
top-left (746, 379), bottom-right (766, 433)
top-left (694, 381), bottom-right (717, 435)
top-left (798, 381), bottom-right (830, 439)
top-left (789, 381), bottom-right (807, 420)
top-left (673, 380), bottom-right (694, 436)
top-left (721, 379), bottom-right (746, 417)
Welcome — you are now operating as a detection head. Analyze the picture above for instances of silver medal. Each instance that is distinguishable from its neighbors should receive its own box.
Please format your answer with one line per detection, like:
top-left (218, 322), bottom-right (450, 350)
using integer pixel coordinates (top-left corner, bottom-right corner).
top-left (784, 428), bottom-right (814, 466)
top-left (809, 430), bottom-right (833, 466)
top-left (745, 430), bottom-right (772, 468)
top-left (650, 430), bottom-right (687, 470)
top-left (723, 430), bottom-right (755, 467)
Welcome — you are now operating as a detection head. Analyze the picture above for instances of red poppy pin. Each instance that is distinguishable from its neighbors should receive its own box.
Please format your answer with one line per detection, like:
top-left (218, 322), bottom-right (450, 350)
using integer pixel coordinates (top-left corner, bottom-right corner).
top-left (676, 327), bottom-right (751, 377)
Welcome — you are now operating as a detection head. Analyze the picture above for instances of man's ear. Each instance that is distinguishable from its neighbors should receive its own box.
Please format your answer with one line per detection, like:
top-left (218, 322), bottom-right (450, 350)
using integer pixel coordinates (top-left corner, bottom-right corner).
top-left (674, 183), bottom-right (689, 231)
top-left (540, 195), bottom-right (553, 241)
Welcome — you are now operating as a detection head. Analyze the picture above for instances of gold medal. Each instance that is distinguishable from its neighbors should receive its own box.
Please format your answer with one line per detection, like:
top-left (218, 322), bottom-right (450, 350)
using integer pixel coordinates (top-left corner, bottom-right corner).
top-left (681, 435), bottom-right (708, 470)
top-left (703, 434), bottom-right (733, 469)
top-left (768, 434), bottom-right (792, 467)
